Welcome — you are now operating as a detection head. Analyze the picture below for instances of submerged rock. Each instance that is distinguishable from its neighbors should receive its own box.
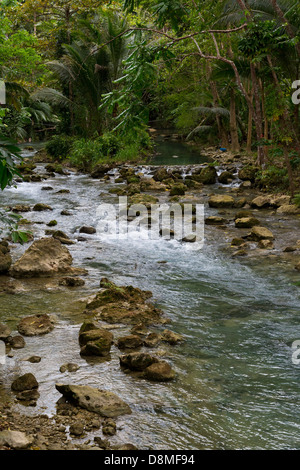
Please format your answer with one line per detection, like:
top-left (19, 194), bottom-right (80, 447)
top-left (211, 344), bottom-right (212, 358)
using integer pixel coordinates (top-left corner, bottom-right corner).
top-left (117, 335), bottom-right (143, 350)
top-left (143, 361), bottom-right (175, 382)
top-left (235, 217), bottom-right (260, 228)
top-left (85, 279), bottom-right (163, 325)
top-left (250, 226), bottom-right (274, 241)
top-left (0, 322), bottom-right (11, 341)
top-left (17, 314), bottom-right (54, 336)
top-left (33, 203), bottom-right (53, 211)
top-left (10, 238), bottom-right (73, 277)
top-left (55, 384), bottom-right (131, 417)
top-left (119, 352), bottom-right (156, 371)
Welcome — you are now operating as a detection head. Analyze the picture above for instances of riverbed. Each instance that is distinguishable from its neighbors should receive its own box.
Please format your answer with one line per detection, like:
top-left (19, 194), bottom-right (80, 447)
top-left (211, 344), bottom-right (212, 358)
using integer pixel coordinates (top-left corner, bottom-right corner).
top-left (0, 144), bottom-right (300, 450)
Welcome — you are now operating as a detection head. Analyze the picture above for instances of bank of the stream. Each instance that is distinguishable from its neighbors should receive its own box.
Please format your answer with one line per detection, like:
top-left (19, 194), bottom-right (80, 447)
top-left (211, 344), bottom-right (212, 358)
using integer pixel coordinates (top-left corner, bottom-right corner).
top-left (0, 141), bottom-right (300, 450)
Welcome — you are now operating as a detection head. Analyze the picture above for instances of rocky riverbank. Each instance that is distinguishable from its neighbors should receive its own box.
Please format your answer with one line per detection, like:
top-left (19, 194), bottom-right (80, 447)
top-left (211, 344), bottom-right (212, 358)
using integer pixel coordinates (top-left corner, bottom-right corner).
top-left (0, 145), bottom-right (299, 450)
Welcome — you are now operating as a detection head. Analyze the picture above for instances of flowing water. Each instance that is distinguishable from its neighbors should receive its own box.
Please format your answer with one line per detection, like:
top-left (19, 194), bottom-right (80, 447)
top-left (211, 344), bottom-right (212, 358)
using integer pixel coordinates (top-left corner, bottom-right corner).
top-left (0, 146), bottom-right (300, 450)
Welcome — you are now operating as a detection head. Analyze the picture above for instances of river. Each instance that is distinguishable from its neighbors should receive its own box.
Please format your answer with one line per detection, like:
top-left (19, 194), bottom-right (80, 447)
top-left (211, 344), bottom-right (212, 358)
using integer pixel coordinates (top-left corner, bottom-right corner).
top-left (0, 143), bottom-right (300, 450)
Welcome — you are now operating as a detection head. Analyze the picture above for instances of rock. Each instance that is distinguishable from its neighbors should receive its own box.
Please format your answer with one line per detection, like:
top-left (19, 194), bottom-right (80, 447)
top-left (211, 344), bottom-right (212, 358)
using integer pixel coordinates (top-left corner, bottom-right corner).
top-left (11, 204), bottom-right (31, 212)
top-left (85, 279), bottom-right (162, 325)
top-left (47, 220), bottom-right (58, 227)
top-left (102, 418), bottom-right (116, 436)
top-left (0, 430), bottom-right (34, 450)
top-left (90, 164), bottom-right (112, 178)
top-left (182, 235), bottom-right (196, 243)
top-left (205, 216), bottom-right (228, 226)
top-left (10, 238), bottom-right (73, 277)
top-left (169, 183), bottom-right (187, 196)
top-left (79, 226), bottom-right (96, 234)
top-left (79, 321), bottom-right (113, 357)
top-left (231, 237), bottom-right (245, 247)
top-left (251, 195), bottom-right (272, 209)
top-left (250, 226), bottom-right (274, 241)
top-left (235, 210), bottom-right (253, 219)
top-left (258, 239), bottom-right (274, 250)
top-left (129, 194), bottom-right (158, 208)
top-left (61, 210), bottom-right (72, 216)
top-left (143, 332), bottom-right (160, 348)
top-left (26, 356), bottom-right (41, 363)
top-left (17, 314), bottom-right (54, 336)
top-left (235, 217), bottom-right (260, 228)
top-left (238, 166), bottom-right (258, 182)
top-left (153, 168), bottom-right (170, 182)
top-left (115, 444), bottom-right (138, 450)
top-left (59, 277), bottom-right (85, 287)
top-left (117, 335), bottom-right (143, 350)
top-left (55, 384), bottom-right (132, 417)
top-left (196, 166), bottom-right (217, 184)
top-left (218, 171), bottom-right (234, 184)
top-left (41, 186), bottom-right (53, 191)
top-left (69, 422), bottom-right (85, 437)
top-left (33, 203), bottom-right (53, 211)
top-left (143, 361), bottom-right (175, 382)
top-left (0, 251), bottom-right (12, 274)
top-left (0, 322), bottom-right (11, 341)
top-left (119, 352), bottom-right (156, 371)
top-left (208, 195), bottom-right (235, 208)
top-left (161, 329), bottom-right (184, 345)
top-left (11, 373), bottom-right (38, 392)
top-left (59, 363), bottom-right (79, 373)
top-left (283, 246), bottom-right (297, 253)
top-left (277, 204), bottom-right (300, 215)
top-left (7, 335), bottom-right (26, 349)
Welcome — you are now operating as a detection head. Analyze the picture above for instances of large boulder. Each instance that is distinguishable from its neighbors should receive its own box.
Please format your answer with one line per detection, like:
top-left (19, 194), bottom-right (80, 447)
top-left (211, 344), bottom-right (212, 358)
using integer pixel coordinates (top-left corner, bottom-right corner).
top-left (85, 279), bottom-right (163, 325)
top-left (17, 314), bottom-right (54, 336)
top-left (119, 352), bottom-right (156, 371)
top-left (238, 166), bottom-right (258, 182)
top-left (153, 168), bottom-right (170, 182)
top-left (55, 384), bottom-right (131, 417)
top-left (197, 166), bottom-right (217, 184)
top-left (277, 204), bottom-right (300, 215)
top-left (79, 321), bottom-right (113, 357)
top-left (11, 373), bottom-right (38, 392)
top-left (10, 238), bottom-right (73, 277)
top-left (250, 226), bottom-right (274, 241)
top-left (235, 217), bottom-right (260, 228)
top-left (208, 195), bottom-right (235, 208)
top-left (0, 431), bottom-right (33, 450)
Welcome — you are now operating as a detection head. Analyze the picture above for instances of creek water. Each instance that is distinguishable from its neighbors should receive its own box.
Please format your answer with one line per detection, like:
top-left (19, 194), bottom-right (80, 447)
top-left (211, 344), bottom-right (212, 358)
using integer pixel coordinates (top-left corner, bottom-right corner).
top-left (0, 145), bottom-right (300, 450)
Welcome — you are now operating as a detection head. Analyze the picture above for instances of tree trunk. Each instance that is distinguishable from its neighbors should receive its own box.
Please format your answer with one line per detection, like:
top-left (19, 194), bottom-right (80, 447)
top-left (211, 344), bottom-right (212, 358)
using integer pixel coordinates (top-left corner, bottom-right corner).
top-left (230, 88), bottom-right (240, 152)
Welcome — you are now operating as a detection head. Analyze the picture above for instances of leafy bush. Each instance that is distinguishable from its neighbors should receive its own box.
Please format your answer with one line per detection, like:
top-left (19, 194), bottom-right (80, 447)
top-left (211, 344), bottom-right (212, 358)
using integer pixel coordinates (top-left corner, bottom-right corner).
top-left (255, 166), bottom-right (289, 191)
top-left (68, 138), bottom-right (102, 170)
top-left (293, 194), bottom-right (300, 207)
top-left (98, 133), bottom-right (120, 157)
top-left (46, 134), bottom-right (74, 161)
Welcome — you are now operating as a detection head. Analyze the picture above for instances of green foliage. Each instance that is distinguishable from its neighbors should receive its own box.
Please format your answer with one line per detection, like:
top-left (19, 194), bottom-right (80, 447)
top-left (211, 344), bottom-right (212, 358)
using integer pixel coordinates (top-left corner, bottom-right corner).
top-left (68, 138), bottom-right (102, 169)
top-left (0, 209), bottom-right (31, 244)
top-left (255, 165), bottom-right (289, 191)
top-left (292, 194), bottom-right (300, 207)
top-left (0, 135), bottom-right (22, 190)
top-left (46, 134), bottom-right (74, 161)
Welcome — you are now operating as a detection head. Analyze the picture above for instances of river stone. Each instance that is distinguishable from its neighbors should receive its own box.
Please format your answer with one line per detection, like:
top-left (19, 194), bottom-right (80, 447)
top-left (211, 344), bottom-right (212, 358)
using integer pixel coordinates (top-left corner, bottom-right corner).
top-left (197, 166), bottom-right (217, 184)
top-left (117, 335), bottom-right (143, 350)
top-left (295, 261), bottom-right (300, 272)
top-left (33, 203), bottom-right (53, 211)
top-left (7, 335), bottom-right (26, 349)
top-left (55, 384), bottom-right (132, 417)
top-left (17, 314), bottom-right (54, 336)
top-left (153, 168), bottom-right (170, 182)
top-left (205, 216), bottom-right (228, 226)
top-left (0, 251), bottom-right (12, 274)
top-left (10, 238), bottom-right (73, 277)
top-left (79, 226), bottom-right (96, 234)
top-left (251, 196), bottom-right (272, 209)
top-left (238, 166), bottom-right (258, 182)
top-left (169, 183), bottom-right (187, 196)
top-left (102, 418), bottom-right (116, 436)
top-left (59, 363), bottom-right (79, 373)
top-left (276, 204), bottom-right (300, 215)
top-left (0, 430), bottom-right (34, 450)
top-left (218, 171), bottom-right (234, 184)
top-left (161, 329), bottom-right (184, 345)
top-left (11, 373), bottom-right (39, 392)
top-left (250, 226), bottom-right (274, 241)
top-left (143, 332), bottom-right (161, 348)
top-left (119, 352), bottom-right (156, 371)
top-left (0, 322), bottom-right (11, 341)
top-left (143, 361), bottom-right (175, 382)
top-left (208, 195), bottom-right (235, 208)
top-left (59, 276), bottom-right (85, 287)
top-left (235, 217), bottom-right (260, 228)
top-left (79, 322), bottom-right (113, 357)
